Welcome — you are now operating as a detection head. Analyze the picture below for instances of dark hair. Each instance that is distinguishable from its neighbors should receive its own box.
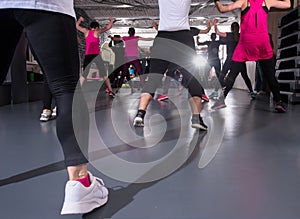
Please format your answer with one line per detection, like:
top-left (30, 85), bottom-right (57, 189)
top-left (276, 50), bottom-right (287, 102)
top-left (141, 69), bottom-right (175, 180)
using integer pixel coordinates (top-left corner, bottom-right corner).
top-left (211, 33), bottom-right (216, 39)
top-left (90, 21), bottom-right (99, 29)
top-left (231, 22), bottom-right (240, 42)
top-left (128, 27), bottom-right (135, 36)
top-left (231, 22), bottom-right (239, 32)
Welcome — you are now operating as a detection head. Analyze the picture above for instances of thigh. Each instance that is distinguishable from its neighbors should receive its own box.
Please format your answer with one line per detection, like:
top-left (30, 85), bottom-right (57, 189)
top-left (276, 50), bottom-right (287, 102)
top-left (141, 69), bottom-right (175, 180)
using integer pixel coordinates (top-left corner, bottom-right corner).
top-left (142, 58), bottom-right (169, 93)
top-left (0, 10), bottom-right (24, 84)
top-left (16, 10), bottom-right (80, 94)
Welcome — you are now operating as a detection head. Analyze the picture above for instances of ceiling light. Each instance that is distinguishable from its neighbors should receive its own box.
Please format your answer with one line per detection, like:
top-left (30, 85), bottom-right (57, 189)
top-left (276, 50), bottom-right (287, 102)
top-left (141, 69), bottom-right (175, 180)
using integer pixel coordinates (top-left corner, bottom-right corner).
top-left (114, 5), bottom-right (133, 8)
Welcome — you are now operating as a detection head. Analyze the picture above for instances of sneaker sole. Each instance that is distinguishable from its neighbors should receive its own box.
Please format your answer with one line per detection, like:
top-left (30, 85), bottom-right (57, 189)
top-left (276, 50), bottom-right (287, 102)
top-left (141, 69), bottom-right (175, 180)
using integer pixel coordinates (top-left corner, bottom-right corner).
top-left (40, 119), bottom-right (49, 122)
top-left (157, 98), bottom-right (168, 101)
top-left (275, 106), bottom-right (286, 113)
top-left (211, 103), bottom-right (226, 110)
top-left (191, 124), bottom-right (208, 131)
top-left (61, 196), bottom-right (108, 215)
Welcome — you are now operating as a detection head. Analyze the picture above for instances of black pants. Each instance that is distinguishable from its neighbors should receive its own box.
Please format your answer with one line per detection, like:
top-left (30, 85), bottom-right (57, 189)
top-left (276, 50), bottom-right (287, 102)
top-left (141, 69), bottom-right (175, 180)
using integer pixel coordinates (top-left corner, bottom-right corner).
top-left (224, 59), bottom-right (281, 101)
top-left (208, 59), bottom-right (221, 91)
top-left (142, 30), bottom-right (203, 98)
top-left (82, 54), bottom-right (106, 78)
top-left (219, 55), bottom-right (233, 87)
top-left (42, 78), bottom-right (53, 110)
top-left (0, 9), bottom-right (89, 166)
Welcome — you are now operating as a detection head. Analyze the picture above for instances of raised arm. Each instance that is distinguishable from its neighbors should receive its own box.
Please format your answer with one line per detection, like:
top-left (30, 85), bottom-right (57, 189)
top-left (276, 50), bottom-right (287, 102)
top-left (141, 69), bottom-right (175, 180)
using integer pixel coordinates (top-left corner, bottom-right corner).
top-left (76, 17), bottom-right (88, 35)
top-left (214, 0), bottom-right (246, 13)
top-left (213, 19), bottom-right (227, 38)
top-left (199, 21), bottom-right (213, 34)
top-left (266, 0), bottom-right (290, 9)
top-left (152, 21), bottom-right (159, 31)
top-left (97, 17), bottom-right (114, 34)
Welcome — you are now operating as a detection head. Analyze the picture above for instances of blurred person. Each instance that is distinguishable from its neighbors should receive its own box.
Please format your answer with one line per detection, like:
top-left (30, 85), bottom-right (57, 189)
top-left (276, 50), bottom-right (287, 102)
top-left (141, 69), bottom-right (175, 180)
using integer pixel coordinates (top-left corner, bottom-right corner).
top-left (0, 1), bottom-right (108, 215)
top-left (213, 0), bottom-right (290, 112)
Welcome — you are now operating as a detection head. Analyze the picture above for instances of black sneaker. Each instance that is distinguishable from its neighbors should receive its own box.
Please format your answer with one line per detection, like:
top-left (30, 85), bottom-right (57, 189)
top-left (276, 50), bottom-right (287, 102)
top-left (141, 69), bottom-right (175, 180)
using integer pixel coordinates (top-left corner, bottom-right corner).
top-left (133, 110), bottom-right (146, 127)
top-left (275, 101), bottom-right (286, 113)
top-left (191, 115), bottom-right (208, 131)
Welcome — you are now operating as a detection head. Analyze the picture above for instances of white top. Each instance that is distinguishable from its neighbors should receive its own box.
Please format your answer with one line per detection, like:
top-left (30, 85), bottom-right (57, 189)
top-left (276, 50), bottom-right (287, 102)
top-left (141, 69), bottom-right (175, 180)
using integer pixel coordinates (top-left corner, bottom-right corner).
top-left (0, 0), bottom-right (75, 18)
top-left (158, 0), bottom-right (191, 31)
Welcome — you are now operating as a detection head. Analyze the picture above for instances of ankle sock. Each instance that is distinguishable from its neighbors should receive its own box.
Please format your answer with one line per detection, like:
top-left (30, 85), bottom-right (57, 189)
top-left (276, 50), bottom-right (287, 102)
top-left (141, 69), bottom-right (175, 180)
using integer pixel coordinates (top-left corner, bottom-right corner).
top-left (137, 109), bottom-right (146, 119)
top-left (76, 175), bottom-right (91, 187)
top-left (192, 114), bottom-right (200, 122)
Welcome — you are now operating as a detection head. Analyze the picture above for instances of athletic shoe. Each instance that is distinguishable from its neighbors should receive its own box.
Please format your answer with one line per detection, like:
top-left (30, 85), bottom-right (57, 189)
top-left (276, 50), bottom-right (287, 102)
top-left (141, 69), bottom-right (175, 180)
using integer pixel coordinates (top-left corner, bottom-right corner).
top-left (201, 93), bottom-right (209, 102)
top-left (258, 91), bottom-right (266, 95)
top-left (51, 107), bottom-right (57, 118)
top-left (105, 88), bottom-right (109, 93)
top-left (250, 92), bottom-right (256, 99)
top-left (61, 172), bottom-right (109, 215)
top-left (208, 91), bottom-right (218, 99)
top-left (133, 110), bottom-right (145, 127)
top-left (275, 102), bottom-right (287, 113)
top-left (40, 111), bottom-right (52, 122)
top-left (157, 94), bottom-right (168, 101)
top-left (133, 116), bottom-right (144, 127)
top-left (191, 115), bottom-right (208, 131)
top-left (211, 97), bottom-right (226, 110)
top-left (109, 91), bottom-right (115, 98)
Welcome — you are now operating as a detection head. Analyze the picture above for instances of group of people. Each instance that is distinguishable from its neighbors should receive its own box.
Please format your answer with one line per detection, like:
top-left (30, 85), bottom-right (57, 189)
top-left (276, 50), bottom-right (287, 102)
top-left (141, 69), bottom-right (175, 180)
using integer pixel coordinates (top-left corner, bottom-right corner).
top-left (0, 0), bottom-right (290, 216)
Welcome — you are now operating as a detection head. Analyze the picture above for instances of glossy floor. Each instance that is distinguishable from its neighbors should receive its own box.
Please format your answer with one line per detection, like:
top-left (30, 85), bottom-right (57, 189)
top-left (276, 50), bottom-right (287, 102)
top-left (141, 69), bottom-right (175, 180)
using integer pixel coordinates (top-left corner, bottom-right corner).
top-left (0, 88), bottom-right (300, 219)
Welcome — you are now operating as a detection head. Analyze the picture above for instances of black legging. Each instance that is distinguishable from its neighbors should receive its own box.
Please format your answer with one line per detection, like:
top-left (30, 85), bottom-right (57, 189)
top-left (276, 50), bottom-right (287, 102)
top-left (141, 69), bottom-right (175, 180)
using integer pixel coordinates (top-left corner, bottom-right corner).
top-left (0, 9), bottom-right (89, 166)
top-left (223, 61), bottom-right (254, 97)
top-left (219, 55), bottom-right (233, 87)
top-left (82, 54), bottom-right (106, 79)
top-left (42, 78), bottom-right (53, 110)
top-left (258, 57), bottom-right (281, 101)
top-left (142, 30), bottom-right (203, 98)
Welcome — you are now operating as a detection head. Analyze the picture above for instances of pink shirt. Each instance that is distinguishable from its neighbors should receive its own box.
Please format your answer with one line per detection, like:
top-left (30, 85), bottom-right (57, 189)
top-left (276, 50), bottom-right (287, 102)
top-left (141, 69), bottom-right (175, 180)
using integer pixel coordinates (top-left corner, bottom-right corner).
top-left (232, 0), bottom-right (273, 62)
top-left (123, 36), bottom-right (139, 57)
top-left (85, 30), bottom-right (100, 55)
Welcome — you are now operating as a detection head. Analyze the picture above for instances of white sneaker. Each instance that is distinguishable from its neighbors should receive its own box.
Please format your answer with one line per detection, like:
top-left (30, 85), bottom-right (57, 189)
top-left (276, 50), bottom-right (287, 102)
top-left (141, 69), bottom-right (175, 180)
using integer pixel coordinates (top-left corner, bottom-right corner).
top-left (51, 107), bottom-right (57, 118)
top-left (40, 111), bottom-right (52, 122)
top-left (60, 172), bottom-right (109, 215)
top-left (133, 116), bottom-right (144, 127)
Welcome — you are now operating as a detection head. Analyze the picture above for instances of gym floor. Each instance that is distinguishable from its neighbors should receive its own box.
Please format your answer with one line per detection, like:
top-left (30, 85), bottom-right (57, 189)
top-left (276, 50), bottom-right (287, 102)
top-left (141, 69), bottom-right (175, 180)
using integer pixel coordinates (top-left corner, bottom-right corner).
top-left (1, 87), bottom-right (300, 219)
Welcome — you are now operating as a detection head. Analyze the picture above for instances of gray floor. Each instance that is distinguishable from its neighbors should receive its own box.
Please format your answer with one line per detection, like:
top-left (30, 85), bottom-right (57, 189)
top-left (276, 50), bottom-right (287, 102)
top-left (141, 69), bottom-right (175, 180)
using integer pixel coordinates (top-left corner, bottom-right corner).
top-left (1, 88), bottom-right (300, 219)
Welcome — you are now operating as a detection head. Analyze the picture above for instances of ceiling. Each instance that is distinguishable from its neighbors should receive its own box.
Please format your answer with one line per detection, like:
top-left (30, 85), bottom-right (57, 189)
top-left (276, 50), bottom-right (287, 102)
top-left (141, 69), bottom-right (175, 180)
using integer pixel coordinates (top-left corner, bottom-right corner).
top-left (74, 0), bottom-right (239, 30)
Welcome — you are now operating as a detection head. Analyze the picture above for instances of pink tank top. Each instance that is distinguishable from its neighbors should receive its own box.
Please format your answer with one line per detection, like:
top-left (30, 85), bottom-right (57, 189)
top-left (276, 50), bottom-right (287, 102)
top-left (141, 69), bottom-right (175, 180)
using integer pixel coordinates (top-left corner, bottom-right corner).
top-left (85, 30), bottom-right (100, 55)
top-left (232, 0), bottom-right (273, 62)
top-left (123, 36), bottom-right (139, 57)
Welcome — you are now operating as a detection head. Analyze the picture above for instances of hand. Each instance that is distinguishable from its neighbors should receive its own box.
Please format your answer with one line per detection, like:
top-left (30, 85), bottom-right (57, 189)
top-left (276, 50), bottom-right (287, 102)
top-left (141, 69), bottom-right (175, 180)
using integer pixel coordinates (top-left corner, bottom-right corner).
top-left (78, 16), bottom-right (84, 22)
top-left (108, 16), bottom-right (114, 22)
top-left (214, 0), bottom-right (220, 3)
top-left (213, 19), bottom-right (218, 25)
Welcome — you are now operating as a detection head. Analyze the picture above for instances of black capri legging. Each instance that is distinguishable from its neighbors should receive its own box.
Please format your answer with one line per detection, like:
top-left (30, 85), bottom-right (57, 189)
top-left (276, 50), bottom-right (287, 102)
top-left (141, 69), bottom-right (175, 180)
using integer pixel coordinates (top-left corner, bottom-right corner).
top-left (223, 61), bottom-right (254, 97)
top-left (142, 30), bottom-right (203, 98)
top-left (0, 9), bottom-right (89, 166)
top-left (224, 58), bottom-right (280, 101)
top-left (82, 54), bottom-right (107, 79)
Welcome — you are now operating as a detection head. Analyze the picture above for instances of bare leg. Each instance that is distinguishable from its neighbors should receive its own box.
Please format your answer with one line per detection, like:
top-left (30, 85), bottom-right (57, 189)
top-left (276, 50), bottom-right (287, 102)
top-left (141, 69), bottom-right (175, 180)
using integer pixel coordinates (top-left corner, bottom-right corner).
top-left (104, 76), bottom-right (113, 92)
top-left (189, 96), bottom-right (202, 115)
top-left (139, 93), bottom-right (153, 110)
top-left (67, 164), bottom-right (88, 180)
